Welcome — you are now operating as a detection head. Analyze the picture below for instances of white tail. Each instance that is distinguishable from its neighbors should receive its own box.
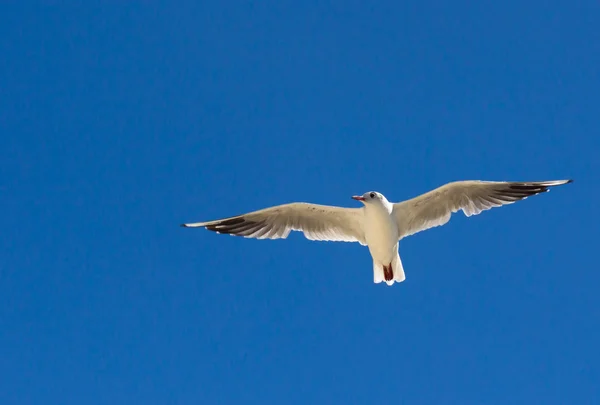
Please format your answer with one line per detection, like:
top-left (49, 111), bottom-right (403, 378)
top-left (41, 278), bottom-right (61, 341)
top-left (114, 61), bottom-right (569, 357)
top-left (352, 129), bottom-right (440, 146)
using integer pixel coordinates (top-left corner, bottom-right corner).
top-left (373, 253), bottom-right (406, 286)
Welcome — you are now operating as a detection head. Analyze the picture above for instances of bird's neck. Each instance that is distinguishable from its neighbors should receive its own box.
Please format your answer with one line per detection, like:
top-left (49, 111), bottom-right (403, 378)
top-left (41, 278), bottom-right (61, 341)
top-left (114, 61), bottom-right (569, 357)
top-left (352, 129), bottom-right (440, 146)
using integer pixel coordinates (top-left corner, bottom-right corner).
top-left (366, 201), bottom-right (393, 216)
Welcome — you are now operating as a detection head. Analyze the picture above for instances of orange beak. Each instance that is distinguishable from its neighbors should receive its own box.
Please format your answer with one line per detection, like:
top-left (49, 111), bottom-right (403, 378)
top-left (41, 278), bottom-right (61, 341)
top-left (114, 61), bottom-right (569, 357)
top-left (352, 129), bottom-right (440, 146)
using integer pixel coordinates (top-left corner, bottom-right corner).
top-left (352, 196), bottom-right (365, 201)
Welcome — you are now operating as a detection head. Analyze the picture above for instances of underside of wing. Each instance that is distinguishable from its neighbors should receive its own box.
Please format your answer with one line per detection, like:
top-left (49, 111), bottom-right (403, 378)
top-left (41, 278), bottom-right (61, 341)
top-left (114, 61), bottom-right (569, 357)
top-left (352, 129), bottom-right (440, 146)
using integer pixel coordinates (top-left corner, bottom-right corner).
top-left (393, 179), bottom-right (572, 239)
top-left (182, 202), bottom-right (367, 245)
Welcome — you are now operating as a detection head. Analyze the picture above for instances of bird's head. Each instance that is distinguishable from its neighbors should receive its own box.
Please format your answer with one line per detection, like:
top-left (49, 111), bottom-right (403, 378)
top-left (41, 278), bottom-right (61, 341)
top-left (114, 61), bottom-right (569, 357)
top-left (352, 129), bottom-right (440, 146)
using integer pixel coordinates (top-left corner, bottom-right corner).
top-left (352, 191), bottom-right (388, 205)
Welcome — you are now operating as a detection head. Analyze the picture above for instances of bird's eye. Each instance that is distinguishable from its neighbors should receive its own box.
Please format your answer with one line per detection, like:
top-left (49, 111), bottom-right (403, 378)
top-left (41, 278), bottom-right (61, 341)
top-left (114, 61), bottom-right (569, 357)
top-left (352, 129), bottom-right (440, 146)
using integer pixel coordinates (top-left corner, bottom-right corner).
top-left (370, 192), bottom-right (375, 198)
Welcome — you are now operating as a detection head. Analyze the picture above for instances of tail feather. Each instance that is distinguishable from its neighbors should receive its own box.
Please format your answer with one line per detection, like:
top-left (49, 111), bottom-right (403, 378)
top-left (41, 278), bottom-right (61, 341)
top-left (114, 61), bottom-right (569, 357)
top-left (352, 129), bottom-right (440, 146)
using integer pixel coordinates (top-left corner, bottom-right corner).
top-left (373, 253), bottom-right (406, 286)
top-left (373, 262), bottom-right (385, 284)
top-left (390, 253), bottom-right (406, 285)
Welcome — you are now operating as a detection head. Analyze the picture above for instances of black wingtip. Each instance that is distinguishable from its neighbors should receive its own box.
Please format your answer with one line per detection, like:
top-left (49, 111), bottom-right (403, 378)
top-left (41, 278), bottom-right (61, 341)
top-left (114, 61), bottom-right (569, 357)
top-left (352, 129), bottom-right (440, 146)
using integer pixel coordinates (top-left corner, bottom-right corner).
top-left (180, 223), bottom-right (188, 228)
top-left (566, 179), bottom-right (574, 184)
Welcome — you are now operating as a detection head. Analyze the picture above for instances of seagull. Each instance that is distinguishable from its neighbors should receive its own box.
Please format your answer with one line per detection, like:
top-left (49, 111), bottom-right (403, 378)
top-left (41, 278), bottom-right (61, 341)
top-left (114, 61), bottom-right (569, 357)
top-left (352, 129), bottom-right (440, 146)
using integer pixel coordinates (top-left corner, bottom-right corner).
top-left (181, 179), bottom-right (572, 285)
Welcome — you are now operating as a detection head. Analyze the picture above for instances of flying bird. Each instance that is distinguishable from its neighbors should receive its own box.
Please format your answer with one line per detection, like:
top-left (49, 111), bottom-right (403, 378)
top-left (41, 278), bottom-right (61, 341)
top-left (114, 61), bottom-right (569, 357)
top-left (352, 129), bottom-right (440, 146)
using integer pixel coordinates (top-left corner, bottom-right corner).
top-left (181, 179), bottom-right (572, 285)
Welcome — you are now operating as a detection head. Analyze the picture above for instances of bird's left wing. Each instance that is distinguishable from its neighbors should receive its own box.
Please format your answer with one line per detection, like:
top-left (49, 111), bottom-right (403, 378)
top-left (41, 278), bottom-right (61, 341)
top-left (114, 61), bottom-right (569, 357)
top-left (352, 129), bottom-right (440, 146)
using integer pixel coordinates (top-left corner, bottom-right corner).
top-left (182, 202), bottom-right (366, 245)
top-left (392, 179), bottom-right (572, 239)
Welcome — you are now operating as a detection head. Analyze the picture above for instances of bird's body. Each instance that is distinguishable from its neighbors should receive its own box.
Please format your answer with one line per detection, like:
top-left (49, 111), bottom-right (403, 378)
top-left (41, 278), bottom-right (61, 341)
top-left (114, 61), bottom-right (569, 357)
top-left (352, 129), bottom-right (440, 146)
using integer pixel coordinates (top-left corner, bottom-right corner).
top-left (182, 179), bottom-right (572, 286)
top-left (363, 195), bottom-right (397, 263)
top-left (360, 195), bottom-right (404, 284)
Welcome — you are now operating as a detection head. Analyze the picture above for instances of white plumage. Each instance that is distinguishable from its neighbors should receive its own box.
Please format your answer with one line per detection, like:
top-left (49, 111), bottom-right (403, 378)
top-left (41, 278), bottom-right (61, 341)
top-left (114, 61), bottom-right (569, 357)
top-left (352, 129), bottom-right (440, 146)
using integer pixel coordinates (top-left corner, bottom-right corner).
top-left (182, 179), bottom-right (572, 286)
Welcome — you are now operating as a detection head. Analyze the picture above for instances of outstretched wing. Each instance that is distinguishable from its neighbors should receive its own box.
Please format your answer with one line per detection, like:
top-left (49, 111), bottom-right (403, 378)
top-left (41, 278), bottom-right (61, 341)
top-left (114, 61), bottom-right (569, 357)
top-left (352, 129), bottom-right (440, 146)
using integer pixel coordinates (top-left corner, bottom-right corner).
top-left (182, 202), bottom-right (366, 245)
top-left (392, 180), bottom-right (572, 239)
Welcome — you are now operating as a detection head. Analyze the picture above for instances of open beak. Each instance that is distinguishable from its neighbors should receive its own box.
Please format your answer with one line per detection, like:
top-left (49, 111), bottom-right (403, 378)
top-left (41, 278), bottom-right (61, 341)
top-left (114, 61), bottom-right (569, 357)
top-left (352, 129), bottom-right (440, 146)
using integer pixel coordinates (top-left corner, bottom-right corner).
top-left (352, 195), bottom-right (366, 201)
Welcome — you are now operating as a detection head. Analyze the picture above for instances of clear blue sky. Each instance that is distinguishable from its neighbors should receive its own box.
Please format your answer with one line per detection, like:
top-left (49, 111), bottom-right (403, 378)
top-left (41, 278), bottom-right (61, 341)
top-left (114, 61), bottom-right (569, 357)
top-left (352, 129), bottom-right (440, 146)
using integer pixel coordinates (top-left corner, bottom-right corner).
top-left (1, 2), bottom-right (598, 404)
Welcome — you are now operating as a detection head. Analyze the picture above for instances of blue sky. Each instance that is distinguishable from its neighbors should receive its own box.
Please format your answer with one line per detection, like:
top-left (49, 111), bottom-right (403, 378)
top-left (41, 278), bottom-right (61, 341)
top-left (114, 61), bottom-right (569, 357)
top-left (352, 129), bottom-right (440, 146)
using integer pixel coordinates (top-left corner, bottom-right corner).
top-left (1, 2), bottom-right (598, 404)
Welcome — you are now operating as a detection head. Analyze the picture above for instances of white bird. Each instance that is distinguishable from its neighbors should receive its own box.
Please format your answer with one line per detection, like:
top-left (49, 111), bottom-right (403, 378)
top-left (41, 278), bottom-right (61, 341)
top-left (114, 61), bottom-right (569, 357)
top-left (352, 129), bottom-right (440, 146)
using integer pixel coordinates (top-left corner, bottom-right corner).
top-left (182, 179), bottom-right (572, 286)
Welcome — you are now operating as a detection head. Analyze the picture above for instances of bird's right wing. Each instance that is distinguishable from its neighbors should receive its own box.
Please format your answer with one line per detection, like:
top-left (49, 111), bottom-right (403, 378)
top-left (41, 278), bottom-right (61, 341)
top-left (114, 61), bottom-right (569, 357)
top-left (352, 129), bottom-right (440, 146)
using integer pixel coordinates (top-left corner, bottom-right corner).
top-left (392, 180), bottom-right (572, 239)
top-left (182, 202), bottom-right (367, 245)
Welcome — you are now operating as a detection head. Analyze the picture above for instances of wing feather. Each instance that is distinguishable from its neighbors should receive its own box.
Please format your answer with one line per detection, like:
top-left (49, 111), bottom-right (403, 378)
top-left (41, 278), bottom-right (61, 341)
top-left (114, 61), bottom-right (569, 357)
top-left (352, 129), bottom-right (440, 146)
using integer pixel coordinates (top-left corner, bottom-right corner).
top-left (182, 202), bottom-right (366, 245)
top-left (393, 179), bottom-right (572, 239)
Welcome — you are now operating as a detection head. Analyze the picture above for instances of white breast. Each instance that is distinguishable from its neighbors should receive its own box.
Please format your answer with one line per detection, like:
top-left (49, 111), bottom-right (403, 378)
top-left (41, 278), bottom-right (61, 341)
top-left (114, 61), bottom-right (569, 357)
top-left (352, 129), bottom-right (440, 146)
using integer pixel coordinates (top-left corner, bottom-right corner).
top-left (363, 203), bottom-right (399, 264)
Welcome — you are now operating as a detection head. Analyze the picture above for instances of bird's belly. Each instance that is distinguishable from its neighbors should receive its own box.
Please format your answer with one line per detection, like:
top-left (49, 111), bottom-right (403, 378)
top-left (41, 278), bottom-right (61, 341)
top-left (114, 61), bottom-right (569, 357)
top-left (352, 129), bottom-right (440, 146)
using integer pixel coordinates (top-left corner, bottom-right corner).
top-left (364, 215), bottom-right (398, 264)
